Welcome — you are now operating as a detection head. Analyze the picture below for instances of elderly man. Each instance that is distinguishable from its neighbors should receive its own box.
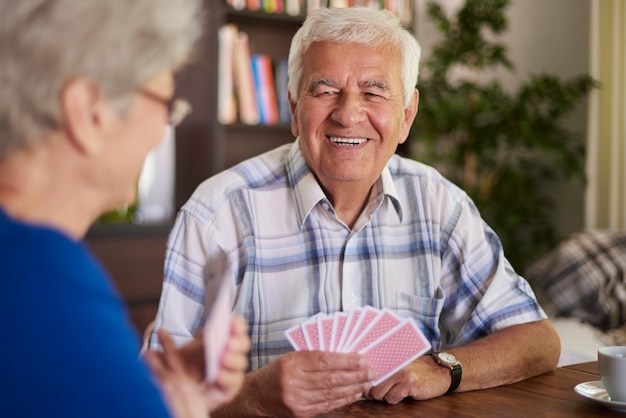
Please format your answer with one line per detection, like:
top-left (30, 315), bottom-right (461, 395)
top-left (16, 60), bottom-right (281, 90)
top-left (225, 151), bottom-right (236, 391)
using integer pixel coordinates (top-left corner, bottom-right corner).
top-left (150, 6), bottom-right (560, 418)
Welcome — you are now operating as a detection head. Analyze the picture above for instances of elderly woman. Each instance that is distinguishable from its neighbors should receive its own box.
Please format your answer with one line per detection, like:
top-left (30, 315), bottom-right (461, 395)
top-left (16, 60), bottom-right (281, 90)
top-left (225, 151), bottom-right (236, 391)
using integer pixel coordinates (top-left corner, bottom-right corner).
top-left (0, 1), bottom-right (249, 417)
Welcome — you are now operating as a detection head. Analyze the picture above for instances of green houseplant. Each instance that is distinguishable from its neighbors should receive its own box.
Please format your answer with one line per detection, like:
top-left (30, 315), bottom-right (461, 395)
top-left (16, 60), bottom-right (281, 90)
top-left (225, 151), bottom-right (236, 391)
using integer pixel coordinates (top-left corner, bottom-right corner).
top-left (411, 0), bottom-right (597, 271)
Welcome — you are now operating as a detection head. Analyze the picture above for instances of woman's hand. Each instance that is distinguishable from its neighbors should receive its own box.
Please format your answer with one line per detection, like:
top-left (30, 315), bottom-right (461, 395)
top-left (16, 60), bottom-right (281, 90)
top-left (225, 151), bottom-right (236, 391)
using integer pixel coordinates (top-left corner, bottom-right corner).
top-left (145, 329), bottom-right (209, 418)
top-left (146, 315), bottom-right (250, 417)
top-left (203, 315), bottom-right (250, 411)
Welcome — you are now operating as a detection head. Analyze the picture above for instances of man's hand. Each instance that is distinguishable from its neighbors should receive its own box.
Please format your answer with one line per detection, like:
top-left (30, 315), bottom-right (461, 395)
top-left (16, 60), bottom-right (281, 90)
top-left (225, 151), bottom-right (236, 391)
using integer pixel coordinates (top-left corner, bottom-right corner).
top-left (365, 355), bottom-right (449, 404)
top-left (365, 320), bottom-right (561, 405)
top-left (256, 351), bottom-right (376, 417)
top-left (216, 350), bottom-right (376, 418)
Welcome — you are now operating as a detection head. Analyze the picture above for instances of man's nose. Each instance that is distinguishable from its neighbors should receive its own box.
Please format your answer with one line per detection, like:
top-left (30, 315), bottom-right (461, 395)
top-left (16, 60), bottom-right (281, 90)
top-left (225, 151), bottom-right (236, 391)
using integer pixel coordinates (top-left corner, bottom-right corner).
top-left (331, 93), bottom-right (367, 126)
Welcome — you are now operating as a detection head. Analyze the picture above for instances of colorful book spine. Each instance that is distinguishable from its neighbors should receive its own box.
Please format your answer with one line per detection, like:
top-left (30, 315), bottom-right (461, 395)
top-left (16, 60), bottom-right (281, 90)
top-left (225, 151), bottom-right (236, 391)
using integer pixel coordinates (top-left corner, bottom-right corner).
top-left (262, 0), bottom-right (278, 13)
top-left (328, 0), bottom-right (349, 7)
top-left (285, 0), bottom-right (302, 16)
top-left (307, 0), bottom-right (324, 13)
top-left (351, 0), bottom-right (381, 8)
top-left (274, 58), bottom-right (291, 125)
top-left (230, 0), bottom-right (246, 10)
top-left (251, 54), bottom-right (279, 125)
top-left (217, 24), bottom-right (238, 125)
top-left (233, 31), bottom-right (260, 125)
top-left (247, 0), bottom-right (262, 10)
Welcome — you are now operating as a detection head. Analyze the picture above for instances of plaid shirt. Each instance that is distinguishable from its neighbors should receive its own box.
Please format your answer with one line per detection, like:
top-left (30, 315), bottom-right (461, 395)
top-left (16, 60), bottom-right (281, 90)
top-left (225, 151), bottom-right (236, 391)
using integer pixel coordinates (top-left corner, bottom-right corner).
top-left (150, 140), bottom-right (546, 369)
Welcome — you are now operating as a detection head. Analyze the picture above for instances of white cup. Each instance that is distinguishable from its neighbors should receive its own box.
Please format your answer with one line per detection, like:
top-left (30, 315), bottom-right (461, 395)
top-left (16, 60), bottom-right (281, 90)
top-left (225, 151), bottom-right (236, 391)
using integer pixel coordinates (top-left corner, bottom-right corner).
top-left (598, 346), bottom-right (626, 402)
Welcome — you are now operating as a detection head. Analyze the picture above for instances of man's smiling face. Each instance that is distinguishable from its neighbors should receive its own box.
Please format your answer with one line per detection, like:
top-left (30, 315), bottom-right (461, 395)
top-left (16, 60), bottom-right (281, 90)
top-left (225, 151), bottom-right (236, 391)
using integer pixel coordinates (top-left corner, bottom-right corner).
top-left (290, 41), bottom-right (418, 194)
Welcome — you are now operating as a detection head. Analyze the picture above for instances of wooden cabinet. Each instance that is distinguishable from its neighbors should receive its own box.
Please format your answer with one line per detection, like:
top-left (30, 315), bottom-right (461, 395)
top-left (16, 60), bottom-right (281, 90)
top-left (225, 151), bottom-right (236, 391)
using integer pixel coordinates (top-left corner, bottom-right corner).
top-left (86, 224), bottom-right (170, 335)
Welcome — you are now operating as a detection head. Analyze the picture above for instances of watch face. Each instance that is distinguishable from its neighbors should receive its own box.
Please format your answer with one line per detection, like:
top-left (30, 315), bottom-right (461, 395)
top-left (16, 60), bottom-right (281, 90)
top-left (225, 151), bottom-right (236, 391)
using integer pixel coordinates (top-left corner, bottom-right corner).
top-left (437, 352), bottom-right (458, 365)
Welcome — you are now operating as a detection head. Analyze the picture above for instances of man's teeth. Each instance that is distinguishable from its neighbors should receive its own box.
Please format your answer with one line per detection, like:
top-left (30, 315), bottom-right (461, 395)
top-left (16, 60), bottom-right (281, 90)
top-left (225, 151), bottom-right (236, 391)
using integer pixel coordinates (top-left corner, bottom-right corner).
top-left (329, 137), bottom-right (367, 146)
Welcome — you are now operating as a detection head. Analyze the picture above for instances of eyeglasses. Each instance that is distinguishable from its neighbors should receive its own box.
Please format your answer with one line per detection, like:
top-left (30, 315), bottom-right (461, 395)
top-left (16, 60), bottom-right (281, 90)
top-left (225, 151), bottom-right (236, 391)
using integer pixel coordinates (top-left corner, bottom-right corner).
top-left (136, 87), bottom-right (192, 127)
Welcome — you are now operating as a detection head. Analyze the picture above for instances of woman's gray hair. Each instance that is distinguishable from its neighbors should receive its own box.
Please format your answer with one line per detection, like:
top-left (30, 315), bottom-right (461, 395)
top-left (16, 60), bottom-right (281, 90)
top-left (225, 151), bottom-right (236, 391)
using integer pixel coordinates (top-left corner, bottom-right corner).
top-left (0, 0), bottom-right (203, 159)
top-left (287, 7), bottom-right (421, 108)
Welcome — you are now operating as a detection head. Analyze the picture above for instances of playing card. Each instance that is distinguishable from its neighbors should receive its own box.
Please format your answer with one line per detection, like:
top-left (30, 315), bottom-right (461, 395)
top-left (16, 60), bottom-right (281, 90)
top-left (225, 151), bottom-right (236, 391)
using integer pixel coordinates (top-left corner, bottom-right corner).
top-left (341, 306), bottom-right (379, 352)
top-left (345, 308), bottom-right (402, 353)
top-left (285, 323), bottom-right (308, 351)
top-left (302, 317), bottom-right (322, 351)
top-left (335, 307), bottom-right (363, 352)
top-left (329, 312), bottom-right (348, 352)
top-left (359, 319), bottom-right (431, 386)
top-left (203, 252), bottom-right (235, 383)
top-left (318, 316), bottom-right (334, 351)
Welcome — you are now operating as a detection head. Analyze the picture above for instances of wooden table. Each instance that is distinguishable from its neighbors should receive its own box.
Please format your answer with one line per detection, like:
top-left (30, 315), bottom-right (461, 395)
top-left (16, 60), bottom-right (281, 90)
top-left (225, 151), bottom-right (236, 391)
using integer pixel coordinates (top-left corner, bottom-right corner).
top-left (319, 362), bottom-right (623, 417)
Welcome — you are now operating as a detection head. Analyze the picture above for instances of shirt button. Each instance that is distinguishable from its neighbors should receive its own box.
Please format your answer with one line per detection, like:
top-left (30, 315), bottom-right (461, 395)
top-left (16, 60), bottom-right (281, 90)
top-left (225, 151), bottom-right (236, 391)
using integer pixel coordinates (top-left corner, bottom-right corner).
top-left (322, 202), bottom-right (330, 210)
top-left (349, 294), bottom-right (357, 303)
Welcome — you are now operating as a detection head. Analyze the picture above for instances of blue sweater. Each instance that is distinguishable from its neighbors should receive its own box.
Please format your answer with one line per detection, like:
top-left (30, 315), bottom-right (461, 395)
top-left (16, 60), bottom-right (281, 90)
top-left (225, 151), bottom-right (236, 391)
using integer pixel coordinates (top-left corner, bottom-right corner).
top-left (0, 209), bottom-right (170, 417)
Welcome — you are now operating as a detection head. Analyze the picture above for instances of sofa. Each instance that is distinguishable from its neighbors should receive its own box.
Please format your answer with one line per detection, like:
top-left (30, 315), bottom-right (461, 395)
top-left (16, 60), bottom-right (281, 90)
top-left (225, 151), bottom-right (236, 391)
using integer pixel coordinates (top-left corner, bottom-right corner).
top-left (525, 229), bottom-right (626, 366)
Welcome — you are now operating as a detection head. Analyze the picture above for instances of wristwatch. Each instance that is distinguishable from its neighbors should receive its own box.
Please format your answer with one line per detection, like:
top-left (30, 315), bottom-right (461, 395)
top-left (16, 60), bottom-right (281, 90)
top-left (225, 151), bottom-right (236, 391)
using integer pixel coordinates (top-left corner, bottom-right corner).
top-left (432, 352), bottom-right (462, 394)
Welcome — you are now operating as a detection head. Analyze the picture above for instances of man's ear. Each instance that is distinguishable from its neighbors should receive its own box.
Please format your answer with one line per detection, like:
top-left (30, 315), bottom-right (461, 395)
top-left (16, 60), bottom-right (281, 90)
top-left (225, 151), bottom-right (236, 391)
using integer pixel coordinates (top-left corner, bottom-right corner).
top-left (399, 88), bottom-right (419, 145)
top-left (59, 78), bottom-right (107, 155)
top-left (288, 91), bottom-right (299, 138)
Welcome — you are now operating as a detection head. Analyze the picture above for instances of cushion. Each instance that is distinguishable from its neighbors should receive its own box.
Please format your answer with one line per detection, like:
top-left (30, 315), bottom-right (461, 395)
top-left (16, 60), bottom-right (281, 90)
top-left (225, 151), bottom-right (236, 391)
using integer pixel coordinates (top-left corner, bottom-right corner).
top-left (525, 229), bottom-right (626, 331)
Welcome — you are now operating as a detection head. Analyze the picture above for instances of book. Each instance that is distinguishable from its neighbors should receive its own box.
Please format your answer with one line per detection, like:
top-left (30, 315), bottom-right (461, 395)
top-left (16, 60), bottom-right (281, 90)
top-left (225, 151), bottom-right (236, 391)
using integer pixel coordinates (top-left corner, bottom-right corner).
top-left (328, 0), bottom-right (349, 7)
top-left (233, 31), bottom-right (260, 125)
top-left (230, 0), bottom-right (246, 10)
top-left (351, 0), bottom-right (381, 8)
top-left (285, 0), bottom-right (303, 16)
top-left (217, 24), bottom-right (238, 125)
top-left (251, 54), bottom-right (279, 125)
top-left (274, 0), bottom-right (285, 13)
top-left (383, 0), bottom-right (413, 26)
top-left (307, 0), bottom-right (325, 13)
top-left (247, 0), bottom-right (262, 10)
top-left (274, 58), bottom-right (291, 125)
top-left (262, 0), bottom-right (278, 13)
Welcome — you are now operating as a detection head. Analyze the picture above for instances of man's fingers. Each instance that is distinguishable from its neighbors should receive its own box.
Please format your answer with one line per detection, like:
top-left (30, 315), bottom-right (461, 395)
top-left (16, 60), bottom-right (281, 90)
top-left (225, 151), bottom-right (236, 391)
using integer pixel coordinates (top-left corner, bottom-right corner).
top-left (277, 354), bottom-right (376, 416)
top-left (310, 379), bottom-right (373, 402)
top-left (286, 380), bottom-right (369, 417)
top-left (299, 351), bottom-right (370, 372)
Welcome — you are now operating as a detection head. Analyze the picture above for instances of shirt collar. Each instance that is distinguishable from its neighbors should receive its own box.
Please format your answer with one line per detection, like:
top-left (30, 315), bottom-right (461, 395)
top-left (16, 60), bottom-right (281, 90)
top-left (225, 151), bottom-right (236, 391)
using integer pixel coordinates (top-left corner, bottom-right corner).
top-left (286, 139), bottom-right (404, 227)
top-left (379, 165), bottom-right (403, 222)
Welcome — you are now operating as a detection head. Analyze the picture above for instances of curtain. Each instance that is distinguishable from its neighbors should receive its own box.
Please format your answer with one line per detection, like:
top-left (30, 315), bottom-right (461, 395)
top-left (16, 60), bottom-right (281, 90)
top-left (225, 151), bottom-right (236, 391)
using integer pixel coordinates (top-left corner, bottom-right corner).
top-left (585, 0), bottom-right (626, 229)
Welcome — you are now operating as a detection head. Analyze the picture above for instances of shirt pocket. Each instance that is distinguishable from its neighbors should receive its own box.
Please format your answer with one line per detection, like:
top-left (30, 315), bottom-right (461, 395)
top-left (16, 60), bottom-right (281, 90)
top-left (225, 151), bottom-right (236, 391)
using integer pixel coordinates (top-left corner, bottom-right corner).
top-left (395, 289), bottom-right (444, 349)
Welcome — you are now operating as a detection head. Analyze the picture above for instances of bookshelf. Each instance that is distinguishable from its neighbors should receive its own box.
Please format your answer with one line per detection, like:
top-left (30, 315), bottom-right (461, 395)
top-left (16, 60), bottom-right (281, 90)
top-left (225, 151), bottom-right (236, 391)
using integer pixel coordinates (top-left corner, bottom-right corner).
top-left (217, 8), bottom-right (303, 168)
top-left (87, 0), bottom-right (414, 335)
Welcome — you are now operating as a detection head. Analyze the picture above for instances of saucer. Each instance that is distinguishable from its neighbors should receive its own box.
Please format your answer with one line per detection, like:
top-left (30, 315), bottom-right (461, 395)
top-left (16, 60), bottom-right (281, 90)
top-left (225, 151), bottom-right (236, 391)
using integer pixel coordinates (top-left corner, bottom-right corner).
top-left (575, 381), bottom-right (626, 412)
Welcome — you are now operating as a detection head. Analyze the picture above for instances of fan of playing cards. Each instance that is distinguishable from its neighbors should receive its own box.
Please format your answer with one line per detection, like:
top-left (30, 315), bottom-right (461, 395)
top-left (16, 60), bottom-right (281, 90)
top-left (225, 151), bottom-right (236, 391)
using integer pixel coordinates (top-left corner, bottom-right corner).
top-left (285, 306), bottom-right (431, 386)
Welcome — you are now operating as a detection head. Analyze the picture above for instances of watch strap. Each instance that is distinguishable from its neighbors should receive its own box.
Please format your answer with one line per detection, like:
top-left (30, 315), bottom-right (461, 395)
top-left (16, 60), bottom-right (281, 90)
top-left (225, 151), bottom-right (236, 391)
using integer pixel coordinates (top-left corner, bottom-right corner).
top-left (432, 352), bottom-right (462, 394)
top-left (447, 363), bottom-right (462, 394)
